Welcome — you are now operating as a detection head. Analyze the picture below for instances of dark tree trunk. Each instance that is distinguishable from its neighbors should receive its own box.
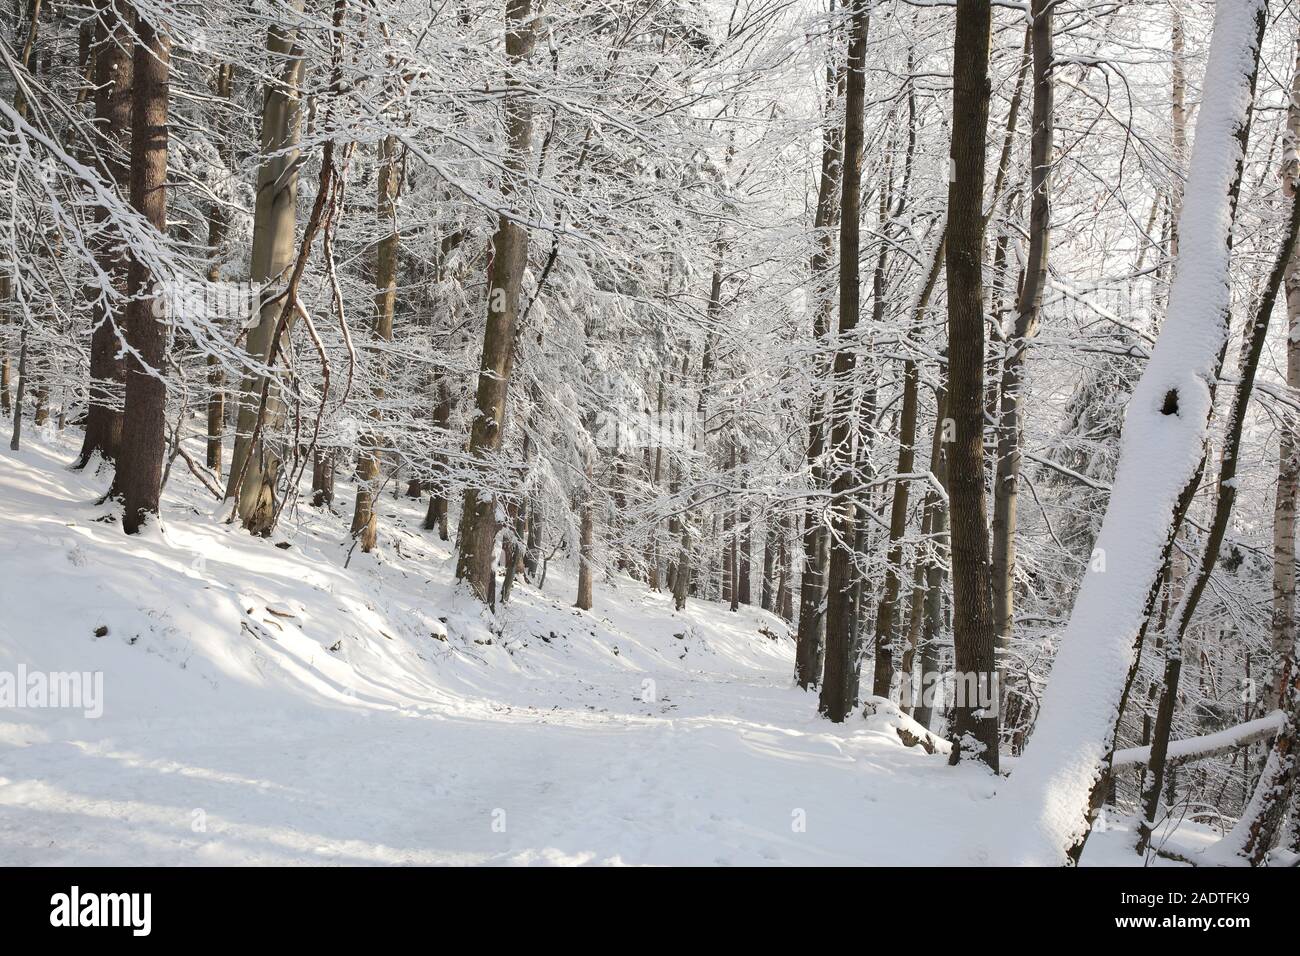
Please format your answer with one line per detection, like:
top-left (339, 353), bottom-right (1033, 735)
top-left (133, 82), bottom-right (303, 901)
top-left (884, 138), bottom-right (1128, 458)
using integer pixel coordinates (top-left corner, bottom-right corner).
top-left (818, 0), bottom-right (869, 723)
top-left (794, 30), bottom-right (845, 690)
top-left (990, 0), bottom-right (1053, 710)
top-left (77, 1), bottom-right (133, 469)
top-left (114, 16), bottom-right (170, 535)
top-left (944, 0), bottom-right (999, 770)
top-left (761, 523), bottom-right (776, 611)
top-left (205, 61), bottom-right (234, 479)
top-left (351, 134), bottom-right (401, 553)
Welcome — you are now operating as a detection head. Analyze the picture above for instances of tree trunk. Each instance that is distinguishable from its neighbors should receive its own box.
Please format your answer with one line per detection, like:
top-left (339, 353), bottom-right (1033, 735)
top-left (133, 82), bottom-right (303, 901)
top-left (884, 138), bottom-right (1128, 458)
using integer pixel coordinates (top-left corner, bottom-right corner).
top-left (422, 377), bottom-right (452, 539)
top-left (205, 61), bottom-right (235, 479)
top-left (794, 32), bottom-right (845, 690)
top-left (225, 5), bottom-right (307, 533)
top-left (943, 0), bottom-right (1000, 769)
top-left (779, 511), bottom-right (795, 621)
top-left (1136, 34), bottom-right (1299, 855)
top-left (351, 134), bottom-right (401, 553)
top-left (818, 0), bottom-right (869, 723)
top-left (990, 0), bottom-right (1053, 692)
top-left (576, 449), bottom-right (594, 610)
top-left (1269, 32), bottom-right (1300, 716)
top-left (114, 14), bottom-right (170, 535)
top-left (455, 0), bottom-right (536, 606)
top-left (673, 259), bottom-right (722, 613)
top-left (761, 523), bottom-right (776, 611)
top-left (311, 448), bottom-right (334, 507)
top-left (992, 0), bottom-right (1267, 865)
top-left (77, 0), bottom-right (133, 469)
top-left (646, 371), bottom-right (665, 590)
top-left (738, 509), bottom-right (752, 605)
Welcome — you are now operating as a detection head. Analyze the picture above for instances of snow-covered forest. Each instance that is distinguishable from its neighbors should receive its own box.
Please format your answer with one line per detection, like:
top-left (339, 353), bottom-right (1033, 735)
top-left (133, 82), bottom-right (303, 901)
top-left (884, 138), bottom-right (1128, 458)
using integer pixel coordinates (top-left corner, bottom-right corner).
top-left (1, 0), bottom-right (1299, 870)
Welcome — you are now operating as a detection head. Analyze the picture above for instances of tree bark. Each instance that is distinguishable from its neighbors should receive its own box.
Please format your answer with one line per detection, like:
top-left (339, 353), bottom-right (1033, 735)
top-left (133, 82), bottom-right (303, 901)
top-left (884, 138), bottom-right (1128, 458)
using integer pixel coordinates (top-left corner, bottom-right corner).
top-left (576, 448), bottom-right (595, 610)
top-left (990, 0), bottom-right (1053, 688)
top-left (114, 14), bottom-right (170, 535)
top-left (1269, 32), bottom-right (1300, 716)
top-left (205, 61), bottom-right (235, 479)
top-left (818, 0), bottom-right (869, 723)
top-left (77, 0), bottom-right (133, 469)
top-left (455, 0), bottom-right (536, 606)
top-left (224, 4), bottom-right (307, 533)
top-left (944, 0), bottom-right (1000, 770)
top-left (794, 29), bottom-right (845, 689)
top-left (351, 134), bottom-right (401, 552)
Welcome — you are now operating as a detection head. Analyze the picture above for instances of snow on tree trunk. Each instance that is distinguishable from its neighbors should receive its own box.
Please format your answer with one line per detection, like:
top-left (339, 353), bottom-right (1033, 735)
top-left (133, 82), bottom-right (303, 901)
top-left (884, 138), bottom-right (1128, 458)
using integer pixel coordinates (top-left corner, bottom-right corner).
top-left (987, 0), bottom-right (1267, 865)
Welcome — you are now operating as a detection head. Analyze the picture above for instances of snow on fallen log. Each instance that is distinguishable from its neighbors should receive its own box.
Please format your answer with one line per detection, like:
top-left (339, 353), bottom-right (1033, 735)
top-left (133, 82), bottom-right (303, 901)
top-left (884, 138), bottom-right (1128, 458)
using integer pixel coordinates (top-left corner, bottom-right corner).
top-left (985, 0), bottom-right (1268, 865)
top-left (1110, 711), bottom-right (1285, 771)
top-left (861, 697), bottom-right (952, 756)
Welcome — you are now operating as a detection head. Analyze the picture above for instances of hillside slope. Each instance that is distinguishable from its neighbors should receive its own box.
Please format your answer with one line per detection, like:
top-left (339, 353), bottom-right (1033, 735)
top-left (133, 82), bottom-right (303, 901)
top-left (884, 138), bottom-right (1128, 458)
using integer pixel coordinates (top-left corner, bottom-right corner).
top-left (0, 429), bottom-right (1192, 865)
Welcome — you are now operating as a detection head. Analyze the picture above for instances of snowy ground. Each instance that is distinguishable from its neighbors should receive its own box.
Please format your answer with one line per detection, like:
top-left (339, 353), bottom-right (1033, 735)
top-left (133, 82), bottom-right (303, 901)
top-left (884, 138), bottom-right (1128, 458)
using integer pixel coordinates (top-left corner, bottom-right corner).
top-left (0, 427), bottom-right (1208, 865)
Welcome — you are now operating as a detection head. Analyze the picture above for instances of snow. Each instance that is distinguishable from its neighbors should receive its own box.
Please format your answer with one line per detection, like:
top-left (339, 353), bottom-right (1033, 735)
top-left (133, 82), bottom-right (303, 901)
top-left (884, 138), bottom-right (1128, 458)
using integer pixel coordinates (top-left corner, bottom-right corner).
top-left (0, 428), bottom-right (1009, 866)
top-left (1110, 710), bottom-right (1285, 770)
top-left (983, 0), bottom-right (1267, 866)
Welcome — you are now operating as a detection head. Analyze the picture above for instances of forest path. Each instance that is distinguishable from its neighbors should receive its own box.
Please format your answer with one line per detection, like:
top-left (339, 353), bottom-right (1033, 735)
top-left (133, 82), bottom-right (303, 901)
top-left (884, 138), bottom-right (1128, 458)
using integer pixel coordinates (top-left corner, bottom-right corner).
top-left (1, 430), bottom-right (990, 865)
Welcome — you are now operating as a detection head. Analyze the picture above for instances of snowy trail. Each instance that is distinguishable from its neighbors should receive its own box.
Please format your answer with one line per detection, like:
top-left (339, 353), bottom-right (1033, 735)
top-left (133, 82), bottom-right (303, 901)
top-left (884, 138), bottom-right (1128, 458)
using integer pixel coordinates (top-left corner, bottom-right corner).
top-left (0, 431), bottom-right (1176, 865)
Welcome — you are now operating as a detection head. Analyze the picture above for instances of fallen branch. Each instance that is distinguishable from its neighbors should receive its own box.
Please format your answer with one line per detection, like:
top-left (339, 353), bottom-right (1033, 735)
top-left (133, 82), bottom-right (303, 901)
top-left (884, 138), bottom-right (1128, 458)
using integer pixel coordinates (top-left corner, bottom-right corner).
top-left (1111, 710), bottom-right (1285, 771)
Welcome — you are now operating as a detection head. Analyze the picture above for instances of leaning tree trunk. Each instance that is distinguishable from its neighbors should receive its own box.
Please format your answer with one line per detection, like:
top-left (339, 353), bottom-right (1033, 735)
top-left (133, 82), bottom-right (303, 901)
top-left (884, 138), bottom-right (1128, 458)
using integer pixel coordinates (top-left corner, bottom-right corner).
top-left (455, 0), bottom-right (536, 606)
top-left (224, 5), bottom-right (306, 533)
top-left (944, 0), bottom-right (1000, 770)
top-left (114, 14), bottom-right (170, 535)
top-left (1138, 176), bottom-right (1300, 856)
top-left (77, 0), bottom-right (133, 469)
top-left (990, 0), bottom-right (1053, 704)
top-left (817, 0), bottom-right (869, 723)
top-left (991, 0), bottom-right (1268, 865)
top-left (1136, 23), bottom-right (1300, 857)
